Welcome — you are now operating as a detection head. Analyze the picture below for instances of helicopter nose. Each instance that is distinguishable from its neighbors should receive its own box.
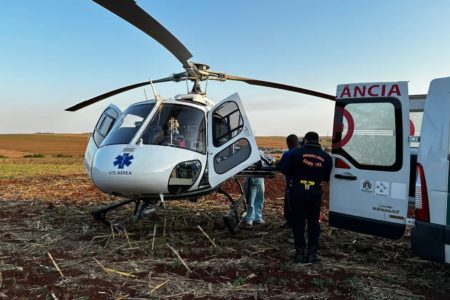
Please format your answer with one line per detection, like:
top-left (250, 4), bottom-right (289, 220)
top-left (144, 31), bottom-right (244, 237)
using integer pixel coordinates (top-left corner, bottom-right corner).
top-left (91, 145), bottom-right (170, 195)
top-left (90, 145), bottom-right (205, 196)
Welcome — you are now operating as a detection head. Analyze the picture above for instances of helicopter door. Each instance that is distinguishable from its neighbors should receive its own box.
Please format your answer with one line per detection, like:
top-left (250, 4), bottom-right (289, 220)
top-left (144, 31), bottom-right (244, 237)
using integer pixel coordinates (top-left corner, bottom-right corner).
top-left (207, 93), bottom-right (260, 187)
top-left (329, 82), bottom-right (411, 239)
top-left (84, 104), bottom-right (121, 176)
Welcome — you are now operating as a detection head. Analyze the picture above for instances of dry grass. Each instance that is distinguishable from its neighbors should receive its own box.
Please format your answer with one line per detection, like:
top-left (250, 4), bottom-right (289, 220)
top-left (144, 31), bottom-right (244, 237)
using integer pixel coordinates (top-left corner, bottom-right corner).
top-left (0, 134), bottom-right (329, 157)
top-left (256, 136), bottom-right (286, 149)
top-left (0, 134), bottom-right (448, 299)
top-left (256, 136), bottom-right (332, 151)
top-left (0, 134), bottom-right (89, 157)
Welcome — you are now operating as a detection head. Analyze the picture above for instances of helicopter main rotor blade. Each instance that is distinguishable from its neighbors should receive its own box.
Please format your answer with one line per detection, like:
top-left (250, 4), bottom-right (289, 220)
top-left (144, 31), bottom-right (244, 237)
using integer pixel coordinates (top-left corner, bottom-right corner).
top-left (65, 76), bottom-right (177, 112)
top-left (93, 0), bottom-right (193, 68)
top-left (223, 74), bottom-right (335, 101)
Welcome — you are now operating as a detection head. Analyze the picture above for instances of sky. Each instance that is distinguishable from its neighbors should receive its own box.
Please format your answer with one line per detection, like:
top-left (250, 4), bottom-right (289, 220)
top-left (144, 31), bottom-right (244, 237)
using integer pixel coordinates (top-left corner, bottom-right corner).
top-left (1, 0), bottom-right (450, 137)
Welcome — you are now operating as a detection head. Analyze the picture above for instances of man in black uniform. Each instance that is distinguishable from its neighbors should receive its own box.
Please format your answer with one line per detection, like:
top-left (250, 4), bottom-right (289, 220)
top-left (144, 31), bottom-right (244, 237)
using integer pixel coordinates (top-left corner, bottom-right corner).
top-left (281, 131), bottom-right (332, 263)
top-left (277, 134), bottom-right (300, 228)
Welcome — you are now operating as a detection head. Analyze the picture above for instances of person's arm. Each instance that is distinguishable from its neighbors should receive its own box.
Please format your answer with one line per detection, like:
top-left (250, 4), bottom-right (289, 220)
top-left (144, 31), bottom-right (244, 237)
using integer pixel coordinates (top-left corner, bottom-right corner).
top-left (277, 151), bottom-right (288, 172)
top-left (280, 149), bottom-right (296, 177)
top-left (321, 153), bottom-right (333, 182)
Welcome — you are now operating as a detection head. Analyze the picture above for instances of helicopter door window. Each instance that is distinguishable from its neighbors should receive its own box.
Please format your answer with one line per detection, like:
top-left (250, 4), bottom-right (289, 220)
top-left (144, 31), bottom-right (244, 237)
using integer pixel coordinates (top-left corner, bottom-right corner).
top-left (213, 138), bottom-right (251, 174)
top-left (141, 104), bottom-right (206, 154)
top-left (212, 101), bottom-right (244, 147)
top-left (102, 103), bottom-right (155, 146)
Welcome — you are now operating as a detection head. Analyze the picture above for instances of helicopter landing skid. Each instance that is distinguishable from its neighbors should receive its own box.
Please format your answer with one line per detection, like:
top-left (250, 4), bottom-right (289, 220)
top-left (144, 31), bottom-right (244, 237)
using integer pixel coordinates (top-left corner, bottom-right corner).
top-left (92, 198), bottom-right (139, 226)
top-left (91, 198), bottom-right (161, 227)
top-left (220, 178), bottom-right (247, 234)
top-left (132, 198), bottom-right (163, 221)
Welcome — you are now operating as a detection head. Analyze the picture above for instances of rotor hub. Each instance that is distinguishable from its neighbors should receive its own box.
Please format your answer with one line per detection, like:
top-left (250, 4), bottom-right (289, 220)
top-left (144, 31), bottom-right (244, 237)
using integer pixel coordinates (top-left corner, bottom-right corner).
top-left (193, 63), bottom-right (209, 71)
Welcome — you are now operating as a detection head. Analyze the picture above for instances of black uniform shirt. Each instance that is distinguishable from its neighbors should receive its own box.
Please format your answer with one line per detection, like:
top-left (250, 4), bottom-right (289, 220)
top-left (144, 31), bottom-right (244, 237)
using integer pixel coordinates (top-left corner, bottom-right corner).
top-left (281, 142), bottom-right (332, 190)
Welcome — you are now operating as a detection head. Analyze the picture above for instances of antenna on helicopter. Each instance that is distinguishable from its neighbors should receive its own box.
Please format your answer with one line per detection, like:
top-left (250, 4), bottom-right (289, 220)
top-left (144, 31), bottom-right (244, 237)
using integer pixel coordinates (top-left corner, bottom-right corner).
top-left (143, 89), bottom-right (148, 100)
top-left (149, 79), bottom-right (162, 101)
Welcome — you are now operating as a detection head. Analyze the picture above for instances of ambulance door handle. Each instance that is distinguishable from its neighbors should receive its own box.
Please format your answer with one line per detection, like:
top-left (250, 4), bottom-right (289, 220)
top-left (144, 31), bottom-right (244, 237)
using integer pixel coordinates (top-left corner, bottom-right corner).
top-left (335, 173), bottom-right (357, 180)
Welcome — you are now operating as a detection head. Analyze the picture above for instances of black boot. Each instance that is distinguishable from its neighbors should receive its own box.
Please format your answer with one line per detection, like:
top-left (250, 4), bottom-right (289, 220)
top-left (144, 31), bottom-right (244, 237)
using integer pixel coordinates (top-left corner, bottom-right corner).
top-left (307, 245), bottom-right (318, 263)
top-left (294, 247), bottom-right (306, 263)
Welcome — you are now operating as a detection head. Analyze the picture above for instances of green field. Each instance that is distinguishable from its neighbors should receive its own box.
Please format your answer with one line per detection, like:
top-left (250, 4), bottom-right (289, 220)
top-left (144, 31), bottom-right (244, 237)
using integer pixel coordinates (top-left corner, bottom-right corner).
top-left (0, 157), bottom-right (84, 179)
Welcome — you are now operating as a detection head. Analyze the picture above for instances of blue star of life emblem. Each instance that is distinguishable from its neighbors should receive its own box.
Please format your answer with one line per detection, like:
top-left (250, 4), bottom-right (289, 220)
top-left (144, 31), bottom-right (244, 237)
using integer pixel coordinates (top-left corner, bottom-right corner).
top-left (113, 153), bottom-right (134, 169)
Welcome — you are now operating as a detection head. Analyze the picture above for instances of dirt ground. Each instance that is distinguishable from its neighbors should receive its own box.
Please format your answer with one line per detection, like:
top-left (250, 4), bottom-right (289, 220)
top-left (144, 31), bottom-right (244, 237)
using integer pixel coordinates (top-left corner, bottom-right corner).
top-left (0, 156), bottom-right (449, 299)
top-left (0, 133), bottom-right (449, 299)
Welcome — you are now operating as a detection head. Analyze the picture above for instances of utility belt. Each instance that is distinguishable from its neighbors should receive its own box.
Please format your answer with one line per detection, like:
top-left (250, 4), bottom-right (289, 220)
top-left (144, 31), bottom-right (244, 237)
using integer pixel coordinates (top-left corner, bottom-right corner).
top-left (289, 179), bottom-right (321, 191)
top-left (288, 179), bottom-right (323, 204)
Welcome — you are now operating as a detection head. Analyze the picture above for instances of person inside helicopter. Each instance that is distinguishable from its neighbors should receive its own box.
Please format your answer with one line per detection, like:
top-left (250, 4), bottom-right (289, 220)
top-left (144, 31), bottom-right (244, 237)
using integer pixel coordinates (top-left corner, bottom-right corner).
top-left (164, 116), bottom-right (181, 146)
top-left (140, 103), bottom-right (206, 153)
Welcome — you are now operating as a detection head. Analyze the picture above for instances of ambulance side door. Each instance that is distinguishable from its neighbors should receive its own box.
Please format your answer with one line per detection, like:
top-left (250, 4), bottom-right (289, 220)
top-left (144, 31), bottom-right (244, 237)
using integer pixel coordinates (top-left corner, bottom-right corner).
top-left (207, 93), bottom-right (260, 187)
top-left (329, 82), bottom-right (410, 239)
top-left (85, 104), bottom-right (121, 177)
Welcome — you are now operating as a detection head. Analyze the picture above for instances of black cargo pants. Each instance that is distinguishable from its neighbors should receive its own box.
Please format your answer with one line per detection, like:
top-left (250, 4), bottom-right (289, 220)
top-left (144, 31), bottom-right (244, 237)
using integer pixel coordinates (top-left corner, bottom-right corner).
top-left (288, 181), bottom-right (322, 249)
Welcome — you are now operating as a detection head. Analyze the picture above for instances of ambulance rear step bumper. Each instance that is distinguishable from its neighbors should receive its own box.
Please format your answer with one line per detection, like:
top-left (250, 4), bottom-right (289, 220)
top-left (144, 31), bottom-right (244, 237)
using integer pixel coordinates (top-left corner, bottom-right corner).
top-left (329, 212), bottom-right (405, 239)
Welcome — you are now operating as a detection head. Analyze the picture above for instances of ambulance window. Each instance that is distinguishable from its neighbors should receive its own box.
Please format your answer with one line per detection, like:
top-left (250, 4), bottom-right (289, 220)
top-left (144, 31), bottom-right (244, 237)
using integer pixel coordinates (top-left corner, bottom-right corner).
top-left (212, 101), bottom-right (244, 147)
top-left (213, 138), bottom-right (251, 174)
top-left (102, 103), bottom-right (154, 146)
top-left (333, 99), bottom-right (402, 171)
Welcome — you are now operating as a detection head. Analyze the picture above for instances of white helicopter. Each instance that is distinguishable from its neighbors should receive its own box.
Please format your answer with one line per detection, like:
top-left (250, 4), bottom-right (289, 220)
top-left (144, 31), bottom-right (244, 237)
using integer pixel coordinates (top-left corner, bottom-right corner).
top-left (67, 0), bottom-right (335, 231)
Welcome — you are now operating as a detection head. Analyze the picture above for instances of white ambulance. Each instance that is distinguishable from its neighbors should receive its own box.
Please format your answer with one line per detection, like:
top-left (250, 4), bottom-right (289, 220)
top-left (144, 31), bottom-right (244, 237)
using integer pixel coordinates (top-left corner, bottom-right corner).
top-left (329, 77), bottom-right (450, 264)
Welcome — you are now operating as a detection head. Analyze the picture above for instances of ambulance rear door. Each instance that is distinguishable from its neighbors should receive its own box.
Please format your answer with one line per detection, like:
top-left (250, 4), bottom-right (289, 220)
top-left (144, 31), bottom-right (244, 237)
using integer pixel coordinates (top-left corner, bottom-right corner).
top-left (329, 82), bottom-right (410, 239)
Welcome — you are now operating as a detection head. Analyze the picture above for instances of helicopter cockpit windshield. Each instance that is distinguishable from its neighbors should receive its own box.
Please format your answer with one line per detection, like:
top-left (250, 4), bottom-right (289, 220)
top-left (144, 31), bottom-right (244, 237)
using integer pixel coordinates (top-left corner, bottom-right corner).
top-left (140, 104), bottom-right (206, 154)
top-left (102, 102), bottom-right (155, 146)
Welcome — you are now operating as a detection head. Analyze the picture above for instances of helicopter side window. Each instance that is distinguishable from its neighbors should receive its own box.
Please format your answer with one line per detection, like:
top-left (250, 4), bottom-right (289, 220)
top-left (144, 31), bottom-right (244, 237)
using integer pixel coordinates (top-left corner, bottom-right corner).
top-left (212, 101), bottom-right (244, 147)
top-left (93, 108), bottom-right (119, 146)
top-left (98, 115), bottom-right (115, 136)
top-left (102, 103), bottom-right (154, 146)
top-left (140, 104), bottom-right (206, 154)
